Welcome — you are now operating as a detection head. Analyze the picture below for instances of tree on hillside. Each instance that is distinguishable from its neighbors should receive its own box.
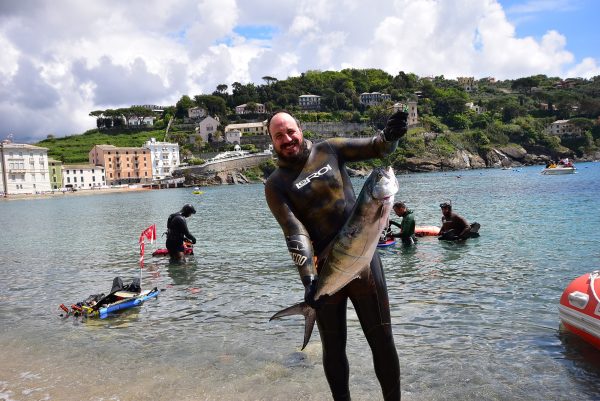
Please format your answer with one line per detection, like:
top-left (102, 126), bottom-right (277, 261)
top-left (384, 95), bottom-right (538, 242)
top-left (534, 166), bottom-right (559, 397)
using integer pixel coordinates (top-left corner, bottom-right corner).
top-left (194, 95), bottom-right (227, 116)
top-left (176, 95), bottom-right (195, 119)
top-left (511, 76), bottom-right (540, 94)
top-left (262, 76), bottom-right (278, 85)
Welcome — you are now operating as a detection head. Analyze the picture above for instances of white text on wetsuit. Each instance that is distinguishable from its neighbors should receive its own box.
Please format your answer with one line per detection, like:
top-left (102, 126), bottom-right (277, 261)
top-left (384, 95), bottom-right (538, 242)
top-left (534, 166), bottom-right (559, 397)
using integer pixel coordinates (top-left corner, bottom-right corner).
top-left (295, 164), bottom-right (332, 189)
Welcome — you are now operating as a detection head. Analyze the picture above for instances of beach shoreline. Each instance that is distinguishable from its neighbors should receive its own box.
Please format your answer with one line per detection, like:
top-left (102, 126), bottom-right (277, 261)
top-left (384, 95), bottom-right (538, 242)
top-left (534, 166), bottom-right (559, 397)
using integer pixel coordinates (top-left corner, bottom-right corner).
top-left (1, 186), bottom-right (154, 201)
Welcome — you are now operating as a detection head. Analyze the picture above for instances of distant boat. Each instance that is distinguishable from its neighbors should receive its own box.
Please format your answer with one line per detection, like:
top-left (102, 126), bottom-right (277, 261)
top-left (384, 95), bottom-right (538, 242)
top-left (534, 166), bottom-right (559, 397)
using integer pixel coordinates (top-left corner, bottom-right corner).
top-left (542, 158), bottom-right (576, 175)
top-left (541, 166), bottom-right (576, 175)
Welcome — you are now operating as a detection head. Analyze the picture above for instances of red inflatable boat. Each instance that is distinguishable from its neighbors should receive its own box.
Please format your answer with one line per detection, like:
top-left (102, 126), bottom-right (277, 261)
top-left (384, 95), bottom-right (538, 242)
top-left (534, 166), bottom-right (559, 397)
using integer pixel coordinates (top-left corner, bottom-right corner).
top-left (559, 271), bottom-right (600, 349)
top-left (152, 243), bottom-right (194, 257)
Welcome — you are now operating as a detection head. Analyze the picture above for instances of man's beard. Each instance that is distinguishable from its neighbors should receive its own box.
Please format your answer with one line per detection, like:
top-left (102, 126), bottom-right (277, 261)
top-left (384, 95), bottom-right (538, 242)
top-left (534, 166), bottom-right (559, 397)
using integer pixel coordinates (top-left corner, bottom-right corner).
top-left (276, 139), bottom-right (309, 164)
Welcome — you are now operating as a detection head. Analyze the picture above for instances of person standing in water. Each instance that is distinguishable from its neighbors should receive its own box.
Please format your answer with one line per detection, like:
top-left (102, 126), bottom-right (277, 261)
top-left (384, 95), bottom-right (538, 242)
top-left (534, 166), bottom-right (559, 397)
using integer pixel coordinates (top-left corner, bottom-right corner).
top-left (265, 109), bottom-right (407, 400)
top-left (388, 201), bottom-right (416, 246)
top-left (166, 204), bottom-right (197, 261)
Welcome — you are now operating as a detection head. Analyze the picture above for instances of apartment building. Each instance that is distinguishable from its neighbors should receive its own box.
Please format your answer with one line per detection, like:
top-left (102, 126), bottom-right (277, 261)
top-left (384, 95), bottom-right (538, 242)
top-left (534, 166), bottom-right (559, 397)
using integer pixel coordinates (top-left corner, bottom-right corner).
top-left (89, 145), bottom-right (152, 185)
top-left (143, 138), bottom-right (180, 179)
top-left (48, 158), bottom-right (63, 190)
top-left (62, 164), bottom-right (106, 189)
top-left (0, 142), bottom-right (51, 195)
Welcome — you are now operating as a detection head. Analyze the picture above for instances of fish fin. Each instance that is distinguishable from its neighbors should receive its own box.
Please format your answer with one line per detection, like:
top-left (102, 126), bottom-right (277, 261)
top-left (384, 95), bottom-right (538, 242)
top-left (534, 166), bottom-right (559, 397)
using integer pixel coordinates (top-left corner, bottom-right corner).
top-left (270, 301), bottom-right (317, 350)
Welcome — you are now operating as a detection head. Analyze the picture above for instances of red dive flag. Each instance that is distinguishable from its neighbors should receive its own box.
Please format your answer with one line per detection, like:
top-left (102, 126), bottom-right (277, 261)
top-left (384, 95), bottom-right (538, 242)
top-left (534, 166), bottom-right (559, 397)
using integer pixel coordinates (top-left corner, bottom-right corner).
top-left (141, 224), bottom-right (157, 244)
top-left (139, 224), bottom-right (157, 268)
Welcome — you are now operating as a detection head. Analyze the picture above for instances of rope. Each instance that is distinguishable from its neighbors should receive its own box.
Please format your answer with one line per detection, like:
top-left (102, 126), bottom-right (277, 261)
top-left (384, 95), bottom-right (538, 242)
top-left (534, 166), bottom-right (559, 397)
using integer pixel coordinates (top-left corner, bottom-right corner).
top-left (590, 270), bottom-right (600, 303)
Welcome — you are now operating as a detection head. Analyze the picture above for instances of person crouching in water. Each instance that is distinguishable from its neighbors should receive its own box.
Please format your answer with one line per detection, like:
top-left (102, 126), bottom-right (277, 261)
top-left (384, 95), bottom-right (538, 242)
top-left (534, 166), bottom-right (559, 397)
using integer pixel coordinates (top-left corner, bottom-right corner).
top-left (388, 201), bottom-right (417, 246)
top-left (438, 202), bottom-right (471, 241)
top-left (166, 204), bottom-right (197, 261)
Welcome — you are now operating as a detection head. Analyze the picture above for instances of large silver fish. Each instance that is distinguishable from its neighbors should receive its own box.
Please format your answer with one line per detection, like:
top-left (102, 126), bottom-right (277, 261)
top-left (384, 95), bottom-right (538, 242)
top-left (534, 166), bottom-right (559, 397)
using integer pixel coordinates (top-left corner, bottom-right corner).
top-left (270, 166), bottom-right (399, 349)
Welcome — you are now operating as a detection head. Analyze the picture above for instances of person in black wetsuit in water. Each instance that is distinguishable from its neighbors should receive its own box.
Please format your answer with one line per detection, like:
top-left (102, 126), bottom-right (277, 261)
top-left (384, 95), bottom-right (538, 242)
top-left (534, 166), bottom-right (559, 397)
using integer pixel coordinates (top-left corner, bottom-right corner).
top-left (265, 110), bottom-right (407, 401)
top-left (166, 204), bottom-right (197, 261)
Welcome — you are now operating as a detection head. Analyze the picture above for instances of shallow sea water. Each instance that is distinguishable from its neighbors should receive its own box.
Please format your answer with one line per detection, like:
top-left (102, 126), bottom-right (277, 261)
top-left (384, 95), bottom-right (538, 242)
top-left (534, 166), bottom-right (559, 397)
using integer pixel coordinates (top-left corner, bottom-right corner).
top-left (1, 162), bottom-right (600, 400)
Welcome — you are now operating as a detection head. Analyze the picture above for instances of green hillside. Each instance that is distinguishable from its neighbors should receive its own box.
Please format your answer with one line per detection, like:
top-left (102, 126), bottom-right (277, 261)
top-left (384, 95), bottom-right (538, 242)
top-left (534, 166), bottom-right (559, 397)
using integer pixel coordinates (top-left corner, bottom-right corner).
top-left (35, 69), bottom-right (600, 165)
top-left (37, 129), bottom-right (169, 163)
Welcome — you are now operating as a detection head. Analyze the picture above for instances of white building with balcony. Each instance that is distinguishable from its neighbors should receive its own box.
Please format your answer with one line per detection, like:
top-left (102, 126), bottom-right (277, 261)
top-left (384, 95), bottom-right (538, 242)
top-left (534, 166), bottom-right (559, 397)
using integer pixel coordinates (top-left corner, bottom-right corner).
top-left (0, 142), bottom-right (51, 195)
top-left (143, 138), bottom-right (180, 179)
top-left (546, 120), bottom-right (583, 137)
top-left (299, 94), bottom-right (322, 110)
top-left (359, 92), bottom-right (391, 106)
top-left (235, 103), bottom-right (266, 114)
top-left (62, 164), bottom-right (106, 189)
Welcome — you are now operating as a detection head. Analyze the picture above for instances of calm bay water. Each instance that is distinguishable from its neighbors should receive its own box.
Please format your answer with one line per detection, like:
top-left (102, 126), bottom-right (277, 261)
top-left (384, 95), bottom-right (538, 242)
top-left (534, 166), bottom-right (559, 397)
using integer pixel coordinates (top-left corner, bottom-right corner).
top-left (1, 162), bottom-right (600, 401)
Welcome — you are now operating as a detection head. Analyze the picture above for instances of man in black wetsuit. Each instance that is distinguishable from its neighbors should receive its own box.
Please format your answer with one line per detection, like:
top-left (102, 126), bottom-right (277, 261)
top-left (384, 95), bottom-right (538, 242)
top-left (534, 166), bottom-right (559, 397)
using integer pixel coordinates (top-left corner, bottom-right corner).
top-left (265, 110), bottom-right (407, 401)
top-left (166, 204), bottom-right (197, 261)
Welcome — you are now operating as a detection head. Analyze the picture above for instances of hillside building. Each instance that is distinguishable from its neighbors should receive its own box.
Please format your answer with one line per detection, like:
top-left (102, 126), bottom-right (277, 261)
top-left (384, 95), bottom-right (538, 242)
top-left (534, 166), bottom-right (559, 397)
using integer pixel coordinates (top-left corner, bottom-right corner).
top-left (393, 101), bottom-right (419, 126)
top-left (457, 77), bottom-right (476, 92)
top-left (359, 92), bottom-right (391, 107)
top-left (299, 94), bottom-right (322, 111)
top-left (235, 103), bottom-right (266, 114)
top-left (546, 120), bottom-right (583, 137)
top-left (224, 121), bottom-right (268, 136)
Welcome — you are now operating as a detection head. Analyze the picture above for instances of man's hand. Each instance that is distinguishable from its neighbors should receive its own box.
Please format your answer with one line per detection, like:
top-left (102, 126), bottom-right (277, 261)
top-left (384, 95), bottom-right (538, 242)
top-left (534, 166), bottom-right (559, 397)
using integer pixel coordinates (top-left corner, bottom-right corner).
top-left (383, 111), bottom-right (408, 141)
top-left (189, 236), bottom-right (197, 244)
top-left (302, 275), bottom-right (321, 309)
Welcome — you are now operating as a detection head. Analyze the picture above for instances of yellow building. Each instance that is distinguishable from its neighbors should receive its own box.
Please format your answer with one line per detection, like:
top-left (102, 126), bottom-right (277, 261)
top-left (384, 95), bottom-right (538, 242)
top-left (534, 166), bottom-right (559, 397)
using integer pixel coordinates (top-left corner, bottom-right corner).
top-left (89, 145), bottom-right (152, 185)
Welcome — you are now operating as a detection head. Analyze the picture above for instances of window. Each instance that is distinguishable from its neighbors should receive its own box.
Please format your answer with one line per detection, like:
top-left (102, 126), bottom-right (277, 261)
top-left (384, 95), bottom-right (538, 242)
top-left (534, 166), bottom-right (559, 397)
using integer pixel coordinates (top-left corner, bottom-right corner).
top-left (74, 177), bottom-right (77, 182)
top-left (80, 170), bottom-right (83, 174)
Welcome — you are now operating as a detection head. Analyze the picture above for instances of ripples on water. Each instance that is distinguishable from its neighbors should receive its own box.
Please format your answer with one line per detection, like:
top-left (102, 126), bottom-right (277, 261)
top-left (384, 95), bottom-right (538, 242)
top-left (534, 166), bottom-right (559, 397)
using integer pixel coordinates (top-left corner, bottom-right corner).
top-left (1, 163), bottom-right (600, 400)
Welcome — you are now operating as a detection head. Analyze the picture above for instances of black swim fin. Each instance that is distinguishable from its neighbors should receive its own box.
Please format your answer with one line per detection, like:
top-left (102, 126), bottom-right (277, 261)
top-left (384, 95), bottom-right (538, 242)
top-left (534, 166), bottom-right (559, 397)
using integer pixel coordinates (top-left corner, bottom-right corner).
top-left (270, 301), bottom-right (317, 350)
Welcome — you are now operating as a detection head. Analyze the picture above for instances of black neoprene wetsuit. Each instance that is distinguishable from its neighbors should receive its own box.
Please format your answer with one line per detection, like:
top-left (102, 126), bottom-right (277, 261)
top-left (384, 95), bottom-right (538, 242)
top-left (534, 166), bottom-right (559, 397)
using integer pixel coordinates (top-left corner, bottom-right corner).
top-left (166, 213), bottom-right (195, 255)
top-left (265, 136), bottom-right (401, 401)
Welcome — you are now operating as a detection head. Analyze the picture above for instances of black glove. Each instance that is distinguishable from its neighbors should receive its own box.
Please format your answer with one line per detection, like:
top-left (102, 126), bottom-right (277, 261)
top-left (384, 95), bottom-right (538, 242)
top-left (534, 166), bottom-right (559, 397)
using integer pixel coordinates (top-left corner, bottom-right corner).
top-left (383, 110), bottom-right (408, 141)
top-left (190, 236), bottom-right (197, 244)
top-left (301, 275), bottom-right (321, 309)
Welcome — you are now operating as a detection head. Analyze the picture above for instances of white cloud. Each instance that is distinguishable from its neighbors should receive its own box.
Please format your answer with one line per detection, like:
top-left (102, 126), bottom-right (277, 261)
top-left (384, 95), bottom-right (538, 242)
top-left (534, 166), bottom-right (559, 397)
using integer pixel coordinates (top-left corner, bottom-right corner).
top-left (0, 0), bottom-right (598, 142)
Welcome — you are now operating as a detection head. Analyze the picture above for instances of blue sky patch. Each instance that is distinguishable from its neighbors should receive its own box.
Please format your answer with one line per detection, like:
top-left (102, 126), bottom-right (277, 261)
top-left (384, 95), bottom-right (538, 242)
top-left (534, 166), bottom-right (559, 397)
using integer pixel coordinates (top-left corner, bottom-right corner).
top-left (234, 25), bottom-right (278, 41)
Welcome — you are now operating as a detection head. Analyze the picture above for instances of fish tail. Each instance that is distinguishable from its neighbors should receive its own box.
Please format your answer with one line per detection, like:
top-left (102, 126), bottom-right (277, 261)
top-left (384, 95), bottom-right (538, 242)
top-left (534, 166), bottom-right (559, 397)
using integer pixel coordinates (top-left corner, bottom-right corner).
top-left (270, 301), bottom-right (317, 350)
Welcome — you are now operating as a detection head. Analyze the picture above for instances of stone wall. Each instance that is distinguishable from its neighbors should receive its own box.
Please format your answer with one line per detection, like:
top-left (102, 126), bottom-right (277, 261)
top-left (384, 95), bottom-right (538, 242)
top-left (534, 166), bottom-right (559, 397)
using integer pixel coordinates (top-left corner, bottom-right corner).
top-left (177, 153), bottom-right (273, 174)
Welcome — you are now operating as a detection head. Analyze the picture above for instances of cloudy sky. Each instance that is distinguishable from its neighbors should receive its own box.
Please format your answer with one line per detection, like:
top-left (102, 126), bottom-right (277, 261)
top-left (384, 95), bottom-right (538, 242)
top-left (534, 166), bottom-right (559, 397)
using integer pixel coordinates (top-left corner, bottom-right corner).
top-left (1, 0), bottom-right (598, 143)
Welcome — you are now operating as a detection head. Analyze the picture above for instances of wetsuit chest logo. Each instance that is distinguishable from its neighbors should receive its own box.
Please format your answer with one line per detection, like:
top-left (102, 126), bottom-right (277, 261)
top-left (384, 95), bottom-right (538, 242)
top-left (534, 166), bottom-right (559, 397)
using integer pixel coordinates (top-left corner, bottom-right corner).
top-left (295, 164), bottom-right (332, 189)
